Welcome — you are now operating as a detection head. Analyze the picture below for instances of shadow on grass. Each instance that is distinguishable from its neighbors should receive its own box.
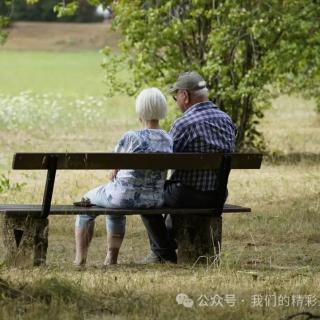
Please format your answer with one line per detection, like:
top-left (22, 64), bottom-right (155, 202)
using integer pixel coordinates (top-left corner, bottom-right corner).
top-left (266, 152), bottom-right (320, 165)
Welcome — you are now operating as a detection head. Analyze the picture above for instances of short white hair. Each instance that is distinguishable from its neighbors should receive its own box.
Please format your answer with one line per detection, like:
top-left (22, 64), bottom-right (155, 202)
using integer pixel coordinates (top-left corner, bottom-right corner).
top-left (135, 88), bottom-right (167, 120)
top-left (190, 87), bottom-right (209, 98)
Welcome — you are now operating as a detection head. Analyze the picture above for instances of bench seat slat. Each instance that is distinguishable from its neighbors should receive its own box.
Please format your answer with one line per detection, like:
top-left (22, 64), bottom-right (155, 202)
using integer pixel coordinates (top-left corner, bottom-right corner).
top-left (13, 153), bottom-right (262, 170)
top-left (0, 204), bottom-right (251, 215)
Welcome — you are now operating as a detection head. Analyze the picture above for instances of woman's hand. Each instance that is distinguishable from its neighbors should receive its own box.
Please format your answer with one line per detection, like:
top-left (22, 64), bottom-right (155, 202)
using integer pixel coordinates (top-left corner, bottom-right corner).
top-left (110, 169), bottom-right (119, 181)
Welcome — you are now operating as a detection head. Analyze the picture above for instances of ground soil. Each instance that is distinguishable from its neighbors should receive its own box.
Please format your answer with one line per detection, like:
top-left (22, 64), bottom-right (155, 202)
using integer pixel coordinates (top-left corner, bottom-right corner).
top-left (2, 21), bottom-right (120, 51)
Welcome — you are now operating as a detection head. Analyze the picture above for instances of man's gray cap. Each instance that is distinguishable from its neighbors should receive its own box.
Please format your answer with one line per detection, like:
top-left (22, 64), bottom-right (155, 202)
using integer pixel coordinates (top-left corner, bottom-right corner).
top-left (169, 71), bottom-right (207, 93)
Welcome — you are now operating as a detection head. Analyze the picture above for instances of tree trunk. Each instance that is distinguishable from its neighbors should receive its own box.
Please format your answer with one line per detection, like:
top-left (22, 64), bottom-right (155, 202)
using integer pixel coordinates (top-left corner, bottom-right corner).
top-left (174, 215), bottom-right (222, 265)
top-left (2, 214), bottom-right (48, 267)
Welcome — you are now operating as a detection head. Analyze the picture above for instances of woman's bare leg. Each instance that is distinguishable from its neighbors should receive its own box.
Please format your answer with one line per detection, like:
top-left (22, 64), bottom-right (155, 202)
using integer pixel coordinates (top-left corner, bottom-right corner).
top-left (104, 215), bottom-right (126, 265)
top-left (104, 232), bottom-right (125, 265)
top-left (74, 216), bottom-right (95, 266)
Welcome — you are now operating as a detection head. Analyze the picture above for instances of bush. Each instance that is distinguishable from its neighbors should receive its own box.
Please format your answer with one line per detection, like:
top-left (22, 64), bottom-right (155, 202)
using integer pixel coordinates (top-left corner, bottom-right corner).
top-left (11, 0), bottom-right (103, 23)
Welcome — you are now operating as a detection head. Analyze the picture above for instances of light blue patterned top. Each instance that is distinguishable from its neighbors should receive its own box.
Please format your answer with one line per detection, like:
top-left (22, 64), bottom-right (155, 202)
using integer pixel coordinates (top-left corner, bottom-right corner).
top-left (85, 129), bottom-right (173, 209)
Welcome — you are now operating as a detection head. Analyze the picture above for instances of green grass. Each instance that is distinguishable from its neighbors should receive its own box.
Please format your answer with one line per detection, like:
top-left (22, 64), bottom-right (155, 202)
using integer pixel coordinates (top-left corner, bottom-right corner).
top-left (0, 51), bottom-right (107, 97)
top-left (0, 50), bottom-right (320, 320)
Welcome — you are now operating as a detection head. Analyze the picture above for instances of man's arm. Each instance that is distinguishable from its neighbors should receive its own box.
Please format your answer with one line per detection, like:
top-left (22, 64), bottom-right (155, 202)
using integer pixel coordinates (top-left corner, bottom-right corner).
top-left (169, 120), bottom-right (191, 152)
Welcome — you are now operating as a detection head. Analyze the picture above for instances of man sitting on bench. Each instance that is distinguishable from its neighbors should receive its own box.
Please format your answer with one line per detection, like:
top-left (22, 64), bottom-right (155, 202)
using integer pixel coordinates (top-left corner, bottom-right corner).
top-left (141, 72), bottom-right (237, 264)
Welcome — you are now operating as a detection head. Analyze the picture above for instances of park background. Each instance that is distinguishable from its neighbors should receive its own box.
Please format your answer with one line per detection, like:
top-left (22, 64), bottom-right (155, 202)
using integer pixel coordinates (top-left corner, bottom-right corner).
top-left (0, 1), bottom-right (320, 319)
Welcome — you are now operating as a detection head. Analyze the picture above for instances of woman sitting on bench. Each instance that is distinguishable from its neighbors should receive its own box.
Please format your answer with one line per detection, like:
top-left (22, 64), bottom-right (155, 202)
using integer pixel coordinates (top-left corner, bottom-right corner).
top-left (74, 88), bottom-right (172, 267)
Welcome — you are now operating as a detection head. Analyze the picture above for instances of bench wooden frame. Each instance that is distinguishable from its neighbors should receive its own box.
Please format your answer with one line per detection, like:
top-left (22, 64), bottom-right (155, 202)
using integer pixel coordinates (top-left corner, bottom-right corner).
top-left (0, 152), bottom-right (262, 267)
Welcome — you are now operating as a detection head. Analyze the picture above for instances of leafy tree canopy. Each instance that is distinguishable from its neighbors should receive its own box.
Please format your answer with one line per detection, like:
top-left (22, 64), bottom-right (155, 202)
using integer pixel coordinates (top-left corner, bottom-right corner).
top-left (102, 0), bottom-right (320, 150)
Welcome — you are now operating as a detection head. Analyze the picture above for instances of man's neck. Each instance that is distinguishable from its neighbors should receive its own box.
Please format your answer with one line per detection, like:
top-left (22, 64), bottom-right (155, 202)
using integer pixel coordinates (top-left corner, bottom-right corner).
top-left (183, 98), bottom-right (209, 112)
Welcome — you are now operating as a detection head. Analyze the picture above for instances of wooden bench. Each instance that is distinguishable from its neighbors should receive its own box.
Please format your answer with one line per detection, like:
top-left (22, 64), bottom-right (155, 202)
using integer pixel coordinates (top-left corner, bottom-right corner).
top-left (0, 152), bottom-right (262, 267)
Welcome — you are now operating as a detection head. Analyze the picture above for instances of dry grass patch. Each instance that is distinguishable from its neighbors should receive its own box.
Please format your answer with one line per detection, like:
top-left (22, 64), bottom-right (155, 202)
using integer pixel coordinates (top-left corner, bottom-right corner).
top-left (1, 268), bottom-right (320, 320)
top-left (2, 22), bottom-right (120, 51)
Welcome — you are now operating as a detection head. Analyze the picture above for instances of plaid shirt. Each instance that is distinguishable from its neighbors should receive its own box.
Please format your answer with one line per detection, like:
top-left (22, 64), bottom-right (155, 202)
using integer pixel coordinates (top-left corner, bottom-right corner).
top-left (169, 101), bottom-right (236, 191)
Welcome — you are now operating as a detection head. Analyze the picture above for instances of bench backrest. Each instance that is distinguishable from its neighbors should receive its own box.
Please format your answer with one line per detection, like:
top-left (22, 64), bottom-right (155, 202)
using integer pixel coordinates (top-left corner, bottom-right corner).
top-left (12, 152), bottom-right (263, 218)
top-left (13, 153), bottom-right (262, 170)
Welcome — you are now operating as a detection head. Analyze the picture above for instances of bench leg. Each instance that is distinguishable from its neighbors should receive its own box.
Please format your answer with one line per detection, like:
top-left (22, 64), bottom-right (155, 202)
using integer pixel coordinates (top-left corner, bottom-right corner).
top-left (174, 215), bottom-right (222, 265)
top-left (2, 214), bottom-right (49, 267)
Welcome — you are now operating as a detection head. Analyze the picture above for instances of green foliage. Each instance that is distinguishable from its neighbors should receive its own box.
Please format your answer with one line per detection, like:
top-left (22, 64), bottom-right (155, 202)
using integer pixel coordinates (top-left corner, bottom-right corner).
top-left (269, 1), bottom-right (320, 113)
top-left (0, 0), bottom-right (12, 14)
top-left (53, 1), bottom-right (79, 18)
top-left (5, 0), bottom-right (102, 23)
top-left (11, 0), bottom-right (58, 21)
top-left (0, 174), bottom-right (25, 193)
top-left (0, 1), bottom-right (11, 44)
top-left (0, 16), bottom-right (9, 44)
top-left (0, 174), bottom-right (10, 193)
top-left (101, 0), bottom-right (320, 151)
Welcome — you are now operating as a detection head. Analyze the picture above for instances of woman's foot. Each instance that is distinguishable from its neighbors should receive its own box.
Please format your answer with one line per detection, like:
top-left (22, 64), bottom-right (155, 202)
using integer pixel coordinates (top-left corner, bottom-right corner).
top-left (104, 248), bottom-right (120, 265)
top-left (103, 233), bottom-right (124, 266)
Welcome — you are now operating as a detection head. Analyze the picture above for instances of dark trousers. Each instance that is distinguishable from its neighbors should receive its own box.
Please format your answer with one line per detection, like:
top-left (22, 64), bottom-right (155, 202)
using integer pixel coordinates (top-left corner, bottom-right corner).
top-left (140, 181), bottom-right (218, 261)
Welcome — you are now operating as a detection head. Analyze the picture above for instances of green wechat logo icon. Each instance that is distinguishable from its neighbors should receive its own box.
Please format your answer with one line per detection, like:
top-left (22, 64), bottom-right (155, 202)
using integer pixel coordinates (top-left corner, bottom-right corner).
top-left (176, 293), bottom-right (194, 308)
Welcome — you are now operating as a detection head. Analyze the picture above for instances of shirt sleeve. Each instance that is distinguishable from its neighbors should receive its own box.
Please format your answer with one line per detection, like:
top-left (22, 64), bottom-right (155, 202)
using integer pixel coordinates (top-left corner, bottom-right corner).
top-left (169, 120), bottom-right (192, 152)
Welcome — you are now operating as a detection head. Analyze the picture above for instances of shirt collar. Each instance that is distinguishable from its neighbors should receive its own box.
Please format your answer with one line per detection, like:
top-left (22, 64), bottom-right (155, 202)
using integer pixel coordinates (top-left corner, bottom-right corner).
top-left (183, 101), bottom-right (216, 116)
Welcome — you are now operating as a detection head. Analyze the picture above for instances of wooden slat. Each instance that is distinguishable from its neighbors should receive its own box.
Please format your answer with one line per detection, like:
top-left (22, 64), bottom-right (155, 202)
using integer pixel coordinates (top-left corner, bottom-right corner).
top-left (0, 204), bottom-right (251, 215)
top-left (12, 153), bottom-right (262, 170)
top-left (13, 153), bottom-right (223, 170)
top-left (230, 153), bottom-right (263, 169)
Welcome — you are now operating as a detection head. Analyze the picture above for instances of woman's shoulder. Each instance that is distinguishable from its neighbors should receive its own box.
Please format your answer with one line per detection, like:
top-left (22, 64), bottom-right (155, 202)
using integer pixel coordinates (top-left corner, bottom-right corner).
top-left (119, 130), bottom-right (154, 146)
top-left (122, 129), bottom-right (172, 146)
top-left (116, 129), bottom-right (172, 153)
top-left (137, 128), bottom-right (169, 136)
top-left (140, 129), bottom-right (172, 141)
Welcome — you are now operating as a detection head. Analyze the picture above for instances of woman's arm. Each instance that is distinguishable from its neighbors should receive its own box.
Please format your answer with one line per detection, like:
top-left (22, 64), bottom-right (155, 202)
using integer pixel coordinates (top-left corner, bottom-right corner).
top-left (110, 131), bottom-right (137, 181)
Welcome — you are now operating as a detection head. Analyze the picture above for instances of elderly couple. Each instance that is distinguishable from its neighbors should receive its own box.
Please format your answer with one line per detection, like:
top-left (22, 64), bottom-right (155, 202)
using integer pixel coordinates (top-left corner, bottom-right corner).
top-left (74, 71), bottom-right (236, 267)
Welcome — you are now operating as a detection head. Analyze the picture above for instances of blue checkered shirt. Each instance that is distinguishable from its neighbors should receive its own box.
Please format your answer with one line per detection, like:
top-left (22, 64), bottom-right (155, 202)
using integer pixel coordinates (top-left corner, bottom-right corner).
top-left (169, 101), bottom-right (236, 191)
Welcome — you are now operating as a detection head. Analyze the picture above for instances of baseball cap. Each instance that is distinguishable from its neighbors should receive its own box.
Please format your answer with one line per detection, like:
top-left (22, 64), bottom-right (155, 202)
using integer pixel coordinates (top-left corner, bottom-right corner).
top-left (169, 71), bottom-right (207, 93)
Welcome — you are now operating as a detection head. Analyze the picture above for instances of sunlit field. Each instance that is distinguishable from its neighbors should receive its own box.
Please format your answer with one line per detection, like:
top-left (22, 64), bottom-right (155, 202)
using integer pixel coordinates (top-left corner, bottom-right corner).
top-left (0, 46), bottom-right (320, 320)
top-left (0, 51), bottom-right (107, 97)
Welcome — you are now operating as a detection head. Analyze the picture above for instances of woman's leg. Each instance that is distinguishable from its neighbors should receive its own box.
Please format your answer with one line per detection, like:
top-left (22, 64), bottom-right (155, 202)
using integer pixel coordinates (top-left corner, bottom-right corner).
top-left (104, 215), bottom-right (126, 265)
top-left (74, 214), bottom-right (95, 266)
top-left (74, 185), bottom-right (106, 266)
top-left (80, 184), bottom-right (126, 265)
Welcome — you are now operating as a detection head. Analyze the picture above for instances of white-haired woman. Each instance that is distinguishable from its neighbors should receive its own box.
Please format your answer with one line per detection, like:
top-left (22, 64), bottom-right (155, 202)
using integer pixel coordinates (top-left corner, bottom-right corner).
top-left (74, 88), bottom-right (172, 267)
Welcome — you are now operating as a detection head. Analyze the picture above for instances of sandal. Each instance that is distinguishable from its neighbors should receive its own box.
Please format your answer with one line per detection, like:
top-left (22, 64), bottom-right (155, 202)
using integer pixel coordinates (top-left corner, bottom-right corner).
top-left (73, 197), bottom-right (93, 207)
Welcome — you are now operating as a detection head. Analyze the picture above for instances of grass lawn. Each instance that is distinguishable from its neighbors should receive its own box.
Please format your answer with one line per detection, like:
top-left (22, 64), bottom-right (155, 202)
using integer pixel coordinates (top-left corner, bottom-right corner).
top-left (0, 48), bottom-right (320, 320)
top-left (0, 50), bottom-right (107, 97)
